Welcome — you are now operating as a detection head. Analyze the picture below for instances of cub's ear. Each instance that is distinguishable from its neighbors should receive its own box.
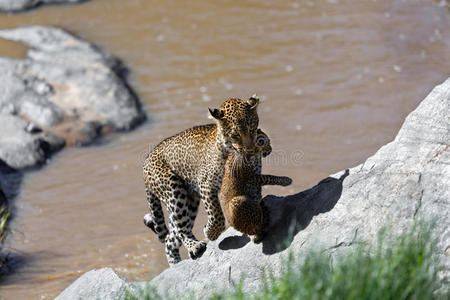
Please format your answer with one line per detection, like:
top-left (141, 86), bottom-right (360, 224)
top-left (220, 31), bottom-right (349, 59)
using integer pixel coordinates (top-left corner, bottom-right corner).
top-left (247, 94), bottom-right (259, 110)
top-left (208, 108), bottom-right (224, 120)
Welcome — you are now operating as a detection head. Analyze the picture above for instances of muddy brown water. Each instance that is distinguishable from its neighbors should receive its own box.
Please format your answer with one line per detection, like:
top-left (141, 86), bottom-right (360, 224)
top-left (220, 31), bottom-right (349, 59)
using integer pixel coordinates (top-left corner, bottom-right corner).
top-left (0, 0), bottom-right (449, 298)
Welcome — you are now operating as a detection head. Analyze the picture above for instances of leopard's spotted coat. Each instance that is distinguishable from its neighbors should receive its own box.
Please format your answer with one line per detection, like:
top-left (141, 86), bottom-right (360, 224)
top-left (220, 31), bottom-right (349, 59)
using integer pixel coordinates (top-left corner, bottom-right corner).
top-left (143, 96), bottom-right (260, 265)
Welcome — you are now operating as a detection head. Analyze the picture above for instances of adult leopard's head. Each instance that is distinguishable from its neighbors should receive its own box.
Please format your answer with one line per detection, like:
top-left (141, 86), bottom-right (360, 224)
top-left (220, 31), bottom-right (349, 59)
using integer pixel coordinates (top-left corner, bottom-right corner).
top-left (209, 95), bottom-right (260, 156)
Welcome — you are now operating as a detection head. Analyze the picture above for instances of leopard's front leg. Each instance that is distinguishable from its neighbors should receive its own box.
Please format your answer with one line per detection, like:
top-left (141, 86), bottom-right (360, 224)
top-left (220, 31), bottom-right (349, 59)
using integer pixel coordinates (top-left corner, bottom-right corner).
top-left (200, 185), bottom-right (225, 241)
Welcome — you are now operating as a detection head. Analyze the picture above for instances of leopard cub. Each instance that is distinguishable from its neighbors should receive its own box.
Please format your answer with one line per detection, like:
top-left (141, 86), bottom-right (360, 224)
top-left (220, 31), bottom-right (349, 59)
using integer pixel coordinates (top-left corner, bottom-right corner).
top-left (220, 129), bottom-right (292, 243)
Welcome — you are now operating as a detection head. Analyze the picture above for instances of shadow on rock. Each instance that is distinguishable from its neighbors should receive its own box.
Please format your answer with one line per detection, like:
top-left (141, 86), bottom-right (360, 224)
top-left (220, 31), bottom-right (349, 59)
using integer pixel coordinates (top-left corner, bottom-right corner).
top-left (219, 234), bottom-right (250, 250)
top-left (261, 169), bottom-right (350, 255)
top-left (0, 159), bottom-right (23, 205)
top-left (0, 159), bottom-right (24, 277)
top-left (217, 169), bottom-right (349, 254)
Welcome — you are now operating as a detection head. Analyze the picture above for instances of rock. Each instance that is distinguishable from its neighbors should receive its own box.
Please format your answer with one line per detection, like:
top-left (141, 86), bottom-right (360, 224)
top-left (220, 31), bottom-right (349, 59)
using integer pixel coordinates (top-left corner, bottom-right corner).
top-left (0, 159), bottom-right (19, 256)
top-left (0, 113), bottom-right (65, 169)
top-left (55, 268), bottom-right (139, 300)
top-left (0, 188), bottom-right (6, 207)
top-left (0, 0), bottom-right (88, 13)
top-left (147, 77), bottom-right (450, 297)
top-left (56, 78), bottom-right (450, 299)
top-left (0, 160), bottom-right (22, 201)
top-left (0, 25), bottom-right (145, 169)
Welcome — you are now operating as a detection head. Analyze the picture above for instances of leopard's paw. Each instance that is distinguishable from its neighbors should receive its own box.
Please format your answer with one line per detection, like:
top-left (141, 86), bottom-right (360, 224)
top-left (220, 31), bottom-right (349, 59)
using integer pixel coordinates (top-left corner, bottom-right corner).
top-left (189, 241), bottom-right (207, 260)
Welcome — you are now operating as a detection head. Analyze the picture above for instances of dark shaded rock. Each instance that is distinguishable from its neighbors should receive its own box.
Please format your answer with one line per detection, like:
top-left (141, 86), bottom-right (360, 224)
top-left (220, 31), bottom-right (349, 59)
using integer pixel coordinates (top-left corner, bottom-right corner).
top-left (40, 132), bottom-right (66, 154)
top-left (0, 188), bottom-right (6, 207)
top-left (75, 121), bottom-right (102, 146)
top-left (0, 160), bottom-right (22, 202)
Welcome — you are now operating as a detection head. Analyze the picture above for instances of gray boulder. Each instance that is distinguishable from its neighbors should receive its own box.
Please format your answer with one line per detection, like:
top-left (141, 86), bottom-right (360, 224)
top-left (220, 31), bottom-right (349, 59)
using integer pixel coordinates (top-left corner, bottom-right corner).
top-left (0, 113), bottom-right (64, 169)
top-left (0, 26), bottom-right (145, 169)
top-left (0, 0), bottom-right (88, 13)
top-left (56, 78), bottom-right (450, 299)
top-left (55, 268), bottom-right (139, 300)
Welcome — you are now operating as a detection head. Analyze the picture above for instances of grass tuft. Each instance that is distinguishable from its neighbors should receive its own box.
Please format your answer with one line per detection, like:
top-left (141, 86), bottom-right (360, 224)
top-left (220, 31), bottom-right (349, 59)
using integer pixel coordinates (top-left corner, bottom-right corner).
top-left (0, 204), bottom-right (11, 269)
top-left (251, 221), bottom-right (447, 300)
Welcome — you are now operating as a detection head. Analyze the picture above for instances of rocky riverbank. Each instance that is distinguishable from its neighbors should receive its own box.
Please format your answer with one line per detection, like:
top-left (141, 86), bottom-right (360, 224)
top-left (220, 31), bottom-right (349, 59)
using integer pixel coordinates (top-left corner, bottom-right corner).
top-left (0, 25), bottom-right (145, 260)
top-left (0, 0), bottom-right (88, 13)
top-left (55, 77), bottom-right (450, 299)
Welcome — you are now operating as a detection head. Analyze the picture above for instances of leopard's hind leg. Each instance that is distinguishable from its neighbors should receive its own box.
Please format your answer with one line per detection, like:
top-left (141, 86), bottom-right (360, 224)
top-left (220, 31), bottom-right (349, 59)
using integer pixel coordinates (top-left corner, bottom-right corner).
top-left (143, 188), bottom-right (168, 243)
top-left (183, 193), bottom-right (207, 259)
top-left (164, 195), bottom-right (205, 266)
top-left (159, 173), bottom-right (206, 262)
top-left (164, 217), bottom-right (182, 266)
top-left (251, 200), bottom-right (271, 244)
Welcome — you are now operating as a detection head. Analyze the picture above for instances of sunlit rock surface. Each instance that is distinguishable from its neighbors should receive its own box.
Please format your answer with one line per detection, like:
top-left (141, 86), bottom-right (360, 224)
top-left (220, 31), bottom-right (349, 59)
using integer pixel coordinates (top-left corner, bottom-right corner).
top-left (57, 78), bottom-right (449, 299)
top-left (55, 268), bottom-right (139, 300)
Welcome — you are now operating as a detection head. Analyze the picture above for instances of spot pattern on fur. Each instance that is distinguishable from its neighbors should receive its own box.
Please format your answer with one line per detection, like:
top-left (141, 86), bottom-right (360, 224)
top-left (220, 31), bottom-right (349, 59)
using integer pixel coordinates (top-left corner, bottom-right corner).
top-left (143, 97), bottom-right (260, 265)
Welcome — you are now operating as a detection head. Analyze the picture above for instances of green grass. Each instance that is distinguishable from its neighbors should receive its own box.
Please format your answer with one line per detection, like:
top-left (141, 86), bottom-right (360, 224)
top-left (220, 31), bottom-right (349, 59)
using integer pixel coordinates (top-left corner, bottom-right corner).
top-left (0, 205), bottom-right (10, 245)
top-left (127, 222), bottom-right (448, 300)
top-left (0, 204), bottom-right (10, 269)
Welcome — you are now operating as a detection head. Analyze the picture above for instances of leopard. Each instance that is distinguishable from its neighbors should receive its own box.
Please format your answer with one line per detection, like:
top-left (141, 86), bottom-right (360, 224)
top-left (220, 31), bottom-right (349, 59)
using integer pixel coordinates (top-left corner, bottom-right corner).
top-left (142, 95), bottom-right (261, 266)
top-left (220, 129), bottom-right (292, 243)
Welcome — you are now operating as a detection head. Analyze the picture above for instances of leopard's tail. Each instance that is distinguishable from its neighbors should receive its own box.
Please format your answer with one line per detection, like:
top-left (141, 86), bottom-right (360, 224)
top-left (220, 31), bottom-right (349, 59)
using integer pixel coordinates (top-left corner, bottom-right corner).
top-left (144, 189), bottom-right (168, 243)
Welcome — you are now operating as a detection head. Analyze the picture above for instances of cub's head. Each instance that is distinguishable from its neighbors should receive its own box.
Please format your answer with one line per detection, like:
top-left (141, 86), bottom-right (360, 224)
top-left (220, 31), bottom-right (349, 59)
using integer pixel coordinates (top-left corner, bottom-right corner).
top-left (209, 95), bottom-right (260, 156)
top-left (255, 129), bottom-right (272, 158)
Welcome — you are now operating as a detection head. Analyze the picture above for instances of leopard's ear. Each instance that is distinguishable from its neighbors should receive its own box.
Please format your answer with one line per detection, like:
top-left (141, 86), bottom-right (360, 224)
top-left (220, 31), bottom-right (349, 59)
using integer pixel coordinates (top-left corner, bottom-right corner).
top-left (208, 108), bottom-right (224, 120)
top-left (247, 94), bottom-right (259, 110)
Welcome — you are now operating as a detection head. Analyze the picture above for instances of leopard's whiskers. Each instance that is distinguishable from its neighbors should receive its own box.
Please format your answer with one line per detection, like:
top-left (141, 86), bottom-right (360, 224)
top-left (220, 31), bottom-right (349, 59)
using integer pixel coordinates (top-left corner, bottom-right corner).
top-left (231, 152), bottom-right (243, 177)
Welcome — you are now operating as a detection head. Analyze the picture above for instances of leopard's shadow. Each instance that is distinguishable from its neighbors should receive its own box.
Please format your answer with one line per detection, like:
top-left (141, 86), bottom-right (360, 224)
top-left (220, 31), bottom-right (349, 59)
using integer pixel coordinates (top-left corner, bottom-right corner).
top-left (218, 169), bottom-right (349, 254)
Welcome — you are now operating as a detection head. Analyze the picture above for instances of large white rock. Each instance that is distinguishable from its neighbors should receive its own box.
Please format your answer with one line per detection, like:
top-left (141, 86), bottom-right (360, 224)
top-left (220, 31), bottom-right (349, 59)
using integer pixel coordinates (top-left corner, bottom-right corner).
top-left (149, 77), bottom-right (450, 297)
top-left (56, 78), bottom-right (450, 299)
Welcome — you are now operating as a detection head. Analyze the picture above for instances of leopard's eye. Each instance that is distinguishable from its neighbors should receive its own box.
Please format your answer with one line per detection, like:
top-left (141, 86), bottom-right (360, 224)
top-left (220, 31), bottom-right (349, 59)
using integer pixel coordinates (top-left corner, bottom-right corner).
top-left (256, 138), bottom-right (265, 147)
top-left (231, 133), bottom-right (240, 140)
